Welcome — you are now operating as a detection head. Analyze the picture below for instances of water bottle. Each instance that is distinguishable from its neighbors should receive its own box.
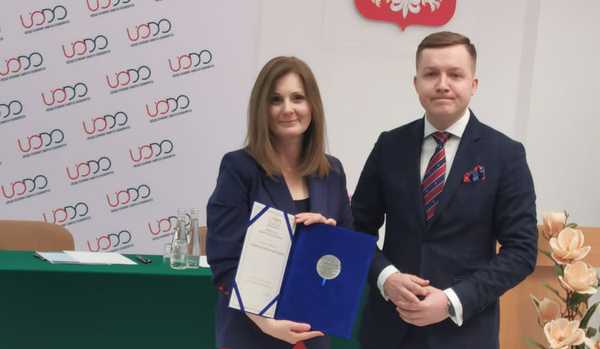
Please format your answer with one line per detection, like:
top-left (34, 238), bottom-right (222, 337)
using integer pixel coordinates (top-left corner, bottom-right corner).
top-left (169, 208), bottom-right (185, 247)
top-left (186, 208), bottom-right (201, 269)
top-left (170, 208), bottom-right (188, 270)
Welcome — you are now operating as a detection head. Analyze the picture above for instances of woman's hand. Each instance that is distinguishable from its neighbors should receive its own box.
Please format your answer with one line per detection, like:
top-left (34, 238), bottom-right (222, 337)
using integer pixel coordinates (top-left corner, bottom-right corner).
top-left (247, 314), bottom-right (324, 344)
top-left (295, 212), bottom-right (336, 226)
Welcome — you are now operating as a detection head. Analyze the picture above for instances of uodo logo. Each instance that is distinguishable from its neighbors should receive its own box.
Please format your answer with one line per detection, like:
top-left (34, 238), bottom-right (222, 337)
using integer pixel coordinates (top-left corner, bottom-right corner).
top-left (105, 65), bottom-right (151, 89)
top-left (0, 52), bottom-right (44, 78)
top-left (86, 0), bottom-right (132, 13)
top-left (1, 100), bottom-right (23, 118)
top-left (17, 129), bottom-right (64, 154)
top-left (61, 35), bottom-right (109, 59)
top-left (1, 175), bottom-right (49, 201)
top-left (42, 202), bottom-right (89, 225)
top-left (87, 230), bottom-right (132, 252)
top-left (168, 49), bottom-right (212, 72)
top-left (66, 156), bottom-right (112, 181)
top-left (106, 184), bottom-right (151, 210)
top-left (129, 139), bottom-right (174, 165)
top-left (20, 5), bottom-right (68, 30)
top-left (41, 82), bottom-right (89, 110)
top-left (126, 19), bottom-right (171, 42)
top-left (147, 213), bottom-right (190, 236)
top-left (145, 95), bottom-right (190, 120)
top-left (83, 111), bottom-right (129, 137)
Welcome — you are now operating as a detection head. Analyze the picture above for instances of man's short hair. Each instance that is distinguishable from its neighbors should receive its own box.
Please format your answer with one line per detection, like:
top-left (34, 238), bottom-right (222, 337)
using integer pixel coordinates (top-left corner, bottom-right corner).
top-left (416, 31), bottom-right (477, 71)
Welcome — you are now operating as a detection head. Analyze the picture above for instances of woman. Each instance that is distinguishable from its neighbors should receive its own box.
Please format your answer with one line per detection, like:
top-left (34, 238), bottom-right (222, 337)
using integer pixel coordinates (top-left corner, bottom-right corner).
top-left (206, 56), bottom-right (353, 349)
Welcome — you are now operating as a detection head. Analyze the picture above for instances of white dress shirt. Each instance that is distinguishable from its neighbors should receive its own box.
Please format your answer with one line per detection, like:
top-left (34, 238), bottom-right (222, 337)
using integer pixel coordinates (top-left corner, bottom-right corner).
top-left (376, 109), bottom-right (471, 326)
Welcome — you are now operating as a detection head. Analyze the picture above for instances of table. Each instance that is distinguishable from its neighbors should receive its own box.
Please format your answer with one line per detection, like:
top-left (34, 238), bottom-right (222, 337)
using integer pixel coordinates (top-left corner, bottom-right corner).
top-left (0, 251), bottom-right (362, 349)
top-left (0, 251), bottom-right (217, 349)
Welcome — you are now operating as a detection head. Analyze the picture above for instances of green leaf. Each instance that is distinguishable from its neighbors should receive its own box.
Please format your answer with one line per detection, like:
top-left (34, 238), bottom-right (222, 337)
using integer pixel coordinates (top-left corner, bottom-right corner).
top-left (566, 222), bottom-right (578, 229)
top-left (523, 338), bottom-right (547, 349)
top-left (543, 283), bottom-right (566, 302)
top-left (586, 327), bottom-right (597, 338)
top-left (538, 248), bottom-right (556, 263)
top-left (570, 292), bottom-right (594, 310)
top-left (581, 301), bottom-right (600, 329)
top-left (554, 264), bottom-right (564, 277)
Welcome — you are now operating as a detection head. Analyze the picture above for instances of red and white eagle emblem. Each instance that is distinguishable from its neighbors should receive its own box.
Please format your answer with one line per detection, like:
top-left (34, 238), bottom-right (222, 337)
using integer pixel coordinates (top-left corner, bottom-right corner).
top-left (355, 0), bottom-right (457, 31)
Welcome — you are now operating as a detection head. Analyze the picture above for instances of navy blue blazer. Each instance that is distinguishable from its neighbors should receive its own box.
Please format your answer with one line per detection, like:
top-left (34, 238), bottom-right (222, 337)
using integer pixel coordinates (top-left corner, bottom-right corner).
top-left (351, 113), bottom-right (538, 349)
top-left (206, 149), bottom-right (353, 349)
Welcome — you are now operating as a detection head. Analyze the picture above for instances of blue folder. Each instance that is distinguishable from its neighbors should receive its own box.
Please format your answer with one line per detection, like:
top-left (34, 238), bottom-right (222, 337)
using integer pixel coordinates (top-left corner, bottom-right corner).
top-left (276, 223), bottom-right (377, 339)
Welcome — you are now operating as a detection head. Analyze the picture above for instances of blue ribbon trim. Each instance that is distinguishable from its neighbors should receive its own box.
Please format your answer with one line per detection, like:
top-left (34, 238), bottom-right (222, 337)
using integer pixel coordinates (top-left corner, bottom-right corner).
top-left (248, 204), bottom-right (270, 227)
top-left (259, 294), bottom-right (280, 316)
top-left (232, 281), bottom-right (245, 312)
top-left (284, 212), bottom-right (294, 241)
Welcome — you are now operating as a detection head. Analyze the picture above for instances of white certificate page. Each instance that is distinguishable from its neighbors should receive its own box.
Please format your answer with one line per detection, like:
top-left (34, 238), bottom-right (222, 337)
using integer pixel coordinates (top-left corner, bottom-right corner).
top-left (229, 202), bottom-right (295, 318)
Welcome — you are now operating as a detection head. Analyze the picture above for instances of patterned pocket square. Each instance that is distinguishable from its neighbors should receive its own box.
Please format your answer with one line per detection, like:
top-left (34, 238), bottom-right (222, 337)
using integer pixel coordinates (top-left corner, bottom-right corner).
top-left (463, 165), bottom-right (485, 183)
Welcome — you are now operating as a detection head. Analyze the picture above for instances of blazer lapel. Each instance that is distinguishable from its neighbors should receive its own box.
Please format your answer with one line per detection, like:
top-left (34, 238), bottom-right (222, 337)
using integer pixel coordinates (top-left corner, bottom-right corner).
top-left (427, 113), bottom-right (482, 228)
top-left (261, 174), bottom-right (296, 215)
top-left (307, 175), bottom-right (328, 217)
top-left (261, 171), bottom-right (326, 216)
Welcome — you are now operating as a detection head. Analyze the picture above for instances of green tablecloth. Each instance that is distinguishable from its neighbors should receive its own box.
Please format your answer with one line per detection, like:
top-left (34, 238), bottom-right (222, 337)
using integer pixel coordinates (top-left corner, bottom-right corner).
top-left (0, 251), bottom-right (362, 349)
top-left (0, 251), bottom-right (216, 349)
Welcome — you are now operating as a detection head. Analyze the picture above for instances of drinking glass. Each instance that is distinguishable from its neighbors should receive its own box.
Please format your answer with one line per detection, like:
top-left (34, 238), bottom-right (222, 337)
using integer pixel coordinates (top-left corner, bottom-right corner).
top-left (163, 243), bottom-right (172, 265)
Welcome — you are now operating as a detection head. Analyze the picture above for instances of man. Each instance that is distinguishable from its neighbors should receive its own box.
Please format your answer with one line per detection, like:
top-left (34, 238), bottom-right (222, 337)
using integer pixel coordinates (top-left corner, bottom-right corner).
top-left (351, 31), bottom-right (538, 349)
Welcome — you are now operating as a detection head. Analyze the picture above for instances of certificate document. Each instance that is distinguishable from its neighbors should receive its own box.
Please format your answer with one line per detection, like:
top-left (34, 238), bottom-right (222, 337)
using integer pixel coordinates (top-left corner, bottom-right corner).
top-left (229, 202), bottom-right (296, 318)
top-left (229, 201), bottom-right (377, 339)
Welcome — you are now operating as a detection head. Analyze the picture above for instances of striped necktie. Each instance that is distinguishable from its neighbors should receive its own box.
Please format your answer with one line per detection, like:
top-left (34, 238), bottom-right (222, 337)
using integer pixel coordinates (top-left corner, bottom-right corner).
top-left (422, 131), bottom-right (451, 220)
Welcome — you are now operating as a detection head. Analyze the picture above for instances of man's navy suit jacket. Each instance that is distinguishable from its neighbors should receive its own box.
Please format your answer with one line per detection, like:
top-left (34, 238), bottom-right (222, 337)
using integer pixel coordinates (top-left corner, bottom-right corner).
top-left (206, 149), bottom-right (353, 349)
top-left (351, 113), bottom-right (538, 349)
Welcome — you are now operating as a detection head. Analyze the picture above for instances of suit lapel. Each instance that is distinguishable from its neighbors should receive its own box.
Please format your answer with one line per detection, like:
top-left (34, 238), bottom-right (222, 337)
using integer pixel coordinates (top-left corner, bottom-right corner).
top-left (427, 113), bottom-right (482, 228)
top-left (406, 119), bottom-right (428, 229)
top-left (261, 174), bottom-right (296, 215)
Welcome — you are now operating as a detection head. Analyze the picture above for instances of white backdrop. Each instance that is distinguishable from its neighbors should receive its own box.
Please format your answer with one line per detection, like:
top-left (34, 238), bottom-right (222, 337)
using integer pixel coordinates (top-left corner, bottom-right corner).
top-left (257, 0), bottom-right (600, 227)
top-left (1, 0), bottom-right (598, 253)
top-left (0, 0), bottom-right (261, 254)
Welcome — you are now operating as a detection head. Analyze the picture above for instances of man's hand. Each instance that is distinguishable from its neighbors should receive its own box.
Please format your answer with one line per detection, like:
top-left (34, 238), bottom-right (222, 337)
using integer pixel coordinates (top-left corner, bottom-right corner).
top-left (383, 272), bottom-right (429, 305)
top-left (395, 286), bottom-right (450, 327)
top-left (247, 314), bottom-right (324, 344)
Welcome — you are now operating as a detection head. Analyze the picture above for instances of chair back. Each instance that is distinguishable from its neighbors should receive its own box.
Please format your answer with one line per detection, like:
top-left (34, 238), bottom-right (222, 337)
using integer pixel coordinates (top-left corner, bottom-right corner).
top-left (0, 220), bottom-right (75, 252)
top-left (199, 226), bottom-right (207, 256)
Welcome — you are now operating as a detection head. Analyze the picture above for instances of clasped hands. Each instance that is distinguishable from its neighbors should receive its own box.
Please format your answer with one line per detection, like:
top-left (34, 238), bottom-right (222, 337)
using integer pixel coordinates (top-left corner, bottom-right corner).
top-left (246, 212), bottom-right (336, 344)
top-left (383, 272), bottom-right (450, 327)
